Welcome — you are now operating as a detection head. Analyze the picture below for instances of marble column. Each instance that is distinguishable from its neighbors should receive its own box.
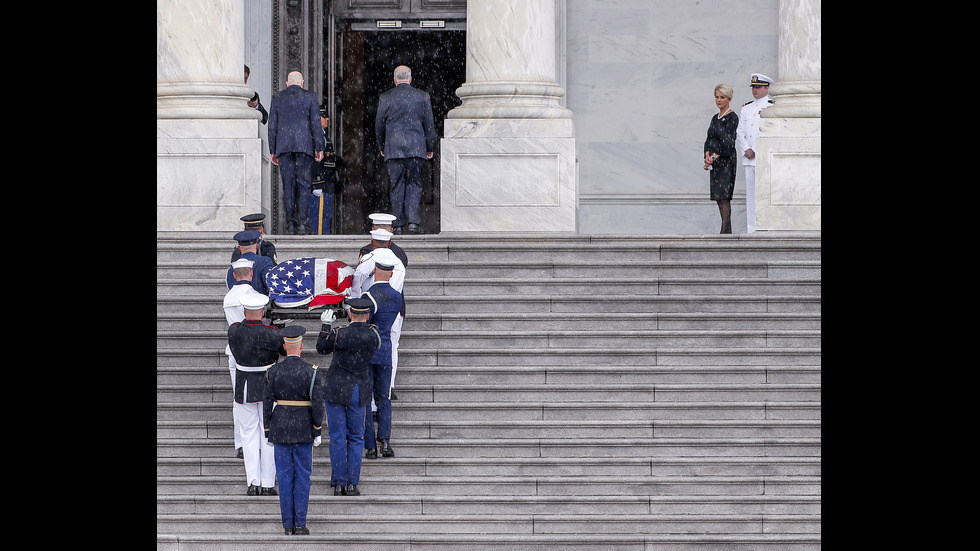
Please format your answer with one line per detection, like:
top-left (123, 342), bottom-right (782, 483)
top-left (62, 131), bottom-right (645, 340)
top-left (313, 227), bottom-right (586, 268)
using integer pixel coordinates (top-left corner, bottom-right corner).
top-left (157, 0), bottom-right (264, 231)
top-left (753, 0), bottom-right (821, 231)
top-left (441, 0), bottom-right (577, 232)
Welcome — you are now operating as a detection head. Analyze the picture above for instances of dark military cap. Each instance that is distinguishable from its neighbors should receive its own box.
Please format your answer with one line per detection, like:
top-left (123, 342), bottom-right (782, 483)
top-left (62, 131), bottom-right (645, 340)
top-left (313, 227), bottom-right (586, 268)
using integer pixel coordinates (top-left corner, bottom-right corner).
top-left (347, 297), bottom-right (373, 314)
top-left (233, 230), bottom-right (261, 245)
top-left (280, 325), bottom-right (307, 343)
top-left (374, 261), bottom-right (395, 271)
top-left (241, 213), bottom-right (266, 229)
top-left (319, 104), bottom-right (328, 117)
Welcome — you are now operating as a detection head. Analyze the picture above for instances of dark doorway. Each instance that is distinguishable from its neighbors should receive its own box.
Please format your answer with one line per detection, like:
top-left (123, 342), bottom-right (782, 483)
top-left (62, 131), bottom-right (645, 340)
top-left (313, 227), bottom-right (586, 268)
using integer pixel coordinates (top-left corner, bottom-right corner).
top-left (333, 27), bottom-right (465, 235)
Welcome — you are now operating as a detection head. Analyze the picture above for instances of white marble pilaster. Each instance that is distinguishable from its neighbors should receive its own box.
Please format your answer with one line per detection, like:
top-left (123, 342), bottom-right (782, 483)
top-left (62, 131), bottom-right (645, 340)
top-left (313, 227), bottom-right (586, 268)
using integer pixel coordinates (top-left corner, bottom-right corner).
top-left (157, 0), bottom-right (264, 231)
top-left (441, 0), bottom-right (578, 232)
top-left (754, 0), bottom-right (821, 231)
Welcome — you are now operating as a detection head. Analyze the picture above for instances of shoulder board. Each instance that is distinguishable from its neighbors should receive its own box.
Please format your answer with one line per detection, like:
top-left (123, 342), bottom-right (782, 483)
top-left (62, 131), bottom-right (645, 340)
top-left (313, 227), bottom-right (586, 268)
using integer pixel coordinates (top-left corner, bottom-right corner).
top-left (767, 99), bottom-right (774, 103)
top-left (311, 364), bottom-right (319, 370)
top-left (742, 101), bottom-right (753, 106)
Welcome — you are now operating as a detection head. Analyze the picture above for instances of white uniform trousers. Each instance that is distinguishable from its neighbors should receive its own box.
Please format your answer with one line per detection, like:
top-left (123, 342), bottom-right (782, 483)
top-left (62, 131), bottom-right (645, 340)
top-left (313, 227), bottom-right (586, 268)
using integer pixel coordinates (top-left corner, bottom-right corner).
top-left (234, 400), bottom-right (277, 488)
top-left (226, 346), bottom-right (243, 450)
top-left (744, 166), bottom-right (756, 233)
top-left (371, 313), bottom-right (403, 413)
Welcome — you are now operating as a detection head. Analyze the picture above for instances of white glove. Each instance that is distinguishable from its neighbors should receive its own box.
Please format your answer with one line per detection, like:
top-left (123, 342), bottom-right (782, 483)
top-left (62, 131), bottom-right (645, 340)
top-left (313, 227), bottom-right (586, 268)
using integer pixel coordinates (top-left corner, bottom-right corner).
top-left (321, 309), bottom-right (337, 324)
top-left (313, 189), bottom-right (323, 197)
top-left (313, 436), bottom-right (321, 447)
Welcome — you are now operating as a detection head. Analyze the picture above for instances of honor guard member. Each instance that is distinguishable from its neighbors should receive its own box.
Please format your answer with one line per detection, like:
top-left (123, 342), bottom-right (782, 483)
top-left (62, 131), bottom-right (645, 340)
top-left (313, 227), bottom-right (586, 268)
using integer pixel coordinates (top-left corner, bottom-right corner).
top-left (736, 73), bottom-right (775, 233)
top-left (228, 293), bottom-right (284, 496)
top-left (316, 297), bottom-right (380, 495)
top-left (361, 258), bottom-right (404, 459)
top-left (308, 105), bottom-right (339, 235)
top-left (226, 230), bottom-right (275, 295)
top-left (231, 213), bottom-right (278, 265)
top-left (223, 257), bottom-right (266, 458)
top-left (263, 325), bottom-right (326, 535)
top-left (358, 213), bottom-right (409, 268)
top-left (356, 246), bottom-right (406, 408)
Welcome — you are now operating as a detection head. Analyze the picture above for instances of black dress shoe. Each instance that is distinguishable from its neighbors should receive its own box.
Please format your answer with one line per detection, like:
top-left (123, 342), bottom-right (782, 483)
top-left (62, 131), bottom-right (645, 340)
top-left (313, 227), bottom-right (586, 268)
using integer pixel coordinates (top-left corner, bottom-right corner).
top-left (390, 390), bottom-right (398, 400)
top-left (293, 526), bottom-right (310, 535)
top-left (236, 448), bottom-right (243, 458)
top-left (392, 226), bottom-right (403, 235)
top-left (365, 448), bottom-right (378, 459)
top-left (333, 485), bottom-right (346, 496)
top-left (407, 223), bottom-right (420, 234)
top-left (380, 439), bottom-right (395, 457)
top-left (284, 528), bottom-right (294, 535)
top-left (261, 486), bottom-right (278, 496)
top-left (247, 484), bottom-right (260, 496)
top-left (345, 484), bottom-right (360, 496)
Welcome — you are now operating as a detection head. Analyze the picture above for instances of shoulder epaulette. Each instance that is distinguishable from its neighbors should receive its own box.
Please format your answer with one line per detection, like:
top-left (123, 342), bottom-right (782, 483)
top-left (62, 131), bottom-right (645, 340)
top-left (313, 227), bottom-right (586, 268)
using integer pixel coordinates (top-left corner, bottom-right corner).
top-left (768, 99), bottom-right (774, 103)
top-left (743, 100), bottom-right (753, 106)
top-left (311, 364), bottom-right (319, 370)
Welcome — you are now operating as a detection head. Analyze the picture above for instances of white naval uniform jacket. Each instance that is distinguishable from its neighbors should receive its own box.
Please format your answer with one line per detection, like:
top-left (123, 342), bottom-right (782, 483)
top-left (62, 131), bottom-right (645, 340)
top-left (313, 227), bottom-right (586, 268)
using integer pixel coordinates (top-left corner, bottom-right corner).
top-left (736, 95), bottom-right (774, 167)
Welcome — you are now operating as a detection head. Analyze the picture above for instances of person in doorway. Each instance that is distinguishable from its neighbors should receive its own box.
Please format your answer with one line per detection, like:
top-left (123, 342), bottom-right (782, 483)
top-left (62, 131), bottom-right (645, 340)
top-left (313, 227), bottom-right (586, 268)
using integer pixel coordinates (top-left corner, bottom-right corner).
top-left (736, 73), bottom-right (775, 234)
top-left (308, 105), bottom-right (339, 235)
top-left (244, 64), bottom-right (269, 125)
top-left (227, 293), bottom-right (284, 496)
top-left (231, 213), bottom-right (278, 265)
top-left (703, 83), bottom-right (739, 234)
top-left (316, 298), bottom-right (380, 496)
top-left (268, 71), bottom-right (323, 235)
top-left (375, 65), bottom-right (436, 235)
top-left (263, 325), bottom-right (325, 535)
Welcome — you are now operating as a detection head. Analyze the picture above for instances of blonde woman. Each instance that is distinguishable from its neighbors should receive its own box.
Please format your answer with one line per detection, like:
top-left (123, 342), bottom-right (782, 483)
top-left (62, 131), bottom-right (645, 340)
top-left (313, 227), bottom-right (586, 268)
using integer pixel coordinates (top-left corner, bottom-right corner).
top-left (703, 83), bottom-right (739, 234)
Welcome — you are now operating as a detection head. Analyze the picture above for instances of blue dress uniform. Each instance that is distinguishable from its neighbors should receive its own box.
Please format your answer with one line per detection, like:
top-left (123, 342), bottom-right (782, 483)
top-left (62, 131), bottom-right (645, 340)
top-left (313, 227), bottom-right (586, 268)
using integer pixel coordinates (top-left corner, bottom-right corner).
top-left (263, 326), bottom-right (325, 535)
top-left (361, 271), bottom-right (404, 458)
top-left (226, 230), bottom-right (275, 295)
top-left (231, 213), bottom-right (278, 265)
top-left (228, 294), bottom-right (285, 495)
top-left (316, 298), bottom-right (380, 495)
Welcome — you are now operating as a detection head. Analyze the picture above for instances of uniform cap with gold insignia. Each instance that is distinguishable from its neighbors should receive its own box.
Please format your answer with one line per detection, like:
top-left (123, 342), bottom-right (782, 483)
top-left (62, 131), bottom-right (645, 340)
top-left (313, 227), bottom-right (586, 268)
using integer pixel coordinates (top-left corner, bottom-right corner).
top-left (346, 297), bottom-right (373, 315)
top-left (319, 104), bottom-right (328, 118)
top-left (240, 213), bottom-right (266, 229)
top-left (750, 73), bottom-right (773, 87)
top-left (280, 325), bottom-right (307, 344)
top-left (368, 213), bottom-right (397, 226)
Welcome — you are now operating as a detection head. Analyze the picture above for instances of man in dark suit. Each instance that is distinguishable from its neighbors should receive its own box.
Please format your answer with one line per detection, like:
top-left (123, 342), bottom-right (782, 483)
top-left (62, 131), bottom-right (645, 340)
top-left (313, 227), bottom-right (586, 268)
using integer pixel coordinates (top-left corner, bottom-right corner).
top-left (268, 71), bottom-right (323, 235)
top-left (375, 65), bottom-right (436, 234)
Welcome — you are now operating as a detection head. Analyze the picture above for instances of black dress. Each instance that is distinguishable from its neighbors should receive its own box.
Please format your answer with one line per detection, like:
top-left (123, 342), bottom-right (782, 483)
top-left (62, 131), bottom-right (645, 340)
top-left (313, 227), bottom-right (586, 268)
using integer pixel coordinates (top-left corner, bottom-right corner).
top-left (703, 111), bottom-right (739, 201)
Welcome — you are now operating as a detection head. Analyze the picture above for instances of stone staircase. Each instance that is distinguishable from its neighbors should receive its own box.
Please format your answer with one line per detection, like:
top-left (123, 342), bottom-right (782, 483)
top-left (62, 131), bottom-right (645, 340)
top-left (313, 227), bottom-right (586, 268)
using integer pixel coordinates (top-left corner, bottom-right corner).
top-left (156, 231), bottom-right (821, 550)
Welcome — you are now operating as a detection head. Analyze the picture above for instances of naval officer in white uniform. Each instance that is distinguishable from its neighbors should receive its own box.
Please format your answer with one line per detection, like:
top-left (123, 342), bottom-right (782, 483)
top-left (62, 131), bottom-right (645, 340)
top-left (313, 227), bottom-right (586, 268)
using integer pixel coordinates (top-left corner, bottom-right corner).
top-left (736, 73), bottom-right (775, 233)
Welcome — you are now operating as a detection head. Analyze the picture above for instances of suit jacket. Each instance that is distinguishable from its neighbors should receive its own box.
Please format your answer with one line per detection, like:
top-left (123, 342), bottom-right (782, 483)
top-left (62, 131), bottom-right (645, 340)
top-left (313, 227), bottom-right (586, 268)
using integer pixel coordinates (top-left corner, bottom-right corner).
top-left (316, 321), bottom-right (380, 407)
top-left (375, 83), bottom-right (436, 159)
top-left (263, 355), bottom-right (325, 444)
top-left (268, 85), bottom-right (322, 157)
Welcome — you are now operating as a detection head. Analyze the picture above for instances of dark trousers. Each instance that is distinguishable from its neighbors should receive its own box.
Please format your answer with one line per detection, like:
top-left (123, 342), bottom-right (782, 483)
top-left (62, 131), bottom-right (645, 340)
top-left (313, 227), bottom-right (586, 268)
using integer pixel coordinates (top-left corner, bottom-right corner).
top-left (273, 442), bottom-right (313, 530)
top-left (278, 152), bottom-right (313, 227)
top-left (308, 191), bottom-right (333, 234)
top-left (325, 384), bottom-right (364, 487)
top-left (364, 363), bottom-right (393, 449)
top-left (386, 157), bottom-right (424, 228)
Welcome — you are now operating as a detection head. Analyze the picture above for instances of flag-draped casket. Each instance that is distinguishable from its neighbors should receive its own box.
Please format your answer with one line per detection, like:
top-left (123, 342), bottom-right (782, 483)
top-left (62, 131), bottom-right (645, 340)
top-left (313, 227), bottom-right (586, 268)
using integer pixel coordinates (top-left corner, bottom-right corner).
top-left (265, 258), bottom-right (355, 308)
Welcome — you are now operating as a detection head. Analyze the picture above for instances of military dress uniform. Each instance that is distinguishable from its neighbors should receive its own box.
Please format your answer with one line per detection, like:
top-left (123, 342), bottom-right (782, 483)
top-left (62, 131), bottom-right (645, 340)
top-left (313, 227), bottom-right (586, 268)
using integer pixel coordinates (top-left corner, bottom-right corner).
top-left (228, 294), bottom-right (285, 495)
top-left (309, 105), bottom-right (339, 235)
top-left (231, 213), bottom-right (278, 264)
top-left (361, 269), bottom-right (404, 459)
top-left (316, 298), bottom-right (381, 494)
top-left (226, 230), bottom-right (275, 295)
top-left (223, 258), bottom-right (266, 455)
top-left (263, 326), bottom-right (325, 535)
top-left (736, 73), bottom-right (775, 233)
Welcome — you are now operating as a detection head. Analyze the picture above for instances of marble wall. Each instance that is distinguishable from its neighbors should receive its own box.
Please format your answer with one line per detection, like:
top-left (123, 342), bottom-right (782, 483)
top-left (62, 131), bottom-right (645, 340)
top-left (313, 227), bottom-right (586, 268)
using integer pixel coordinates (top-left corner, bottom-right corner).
top-left (565, 0), bottom-right (781, 234)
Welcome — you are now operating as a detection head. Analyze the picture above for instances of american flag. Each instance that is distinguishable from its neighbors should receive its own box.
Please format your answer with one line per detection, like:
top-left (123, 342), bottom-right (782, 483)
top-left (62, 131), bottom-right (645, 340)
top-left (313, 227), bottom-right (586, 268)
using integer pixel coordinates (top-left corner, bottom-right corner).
top-left (265, 257), bottom-right (355, 308)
